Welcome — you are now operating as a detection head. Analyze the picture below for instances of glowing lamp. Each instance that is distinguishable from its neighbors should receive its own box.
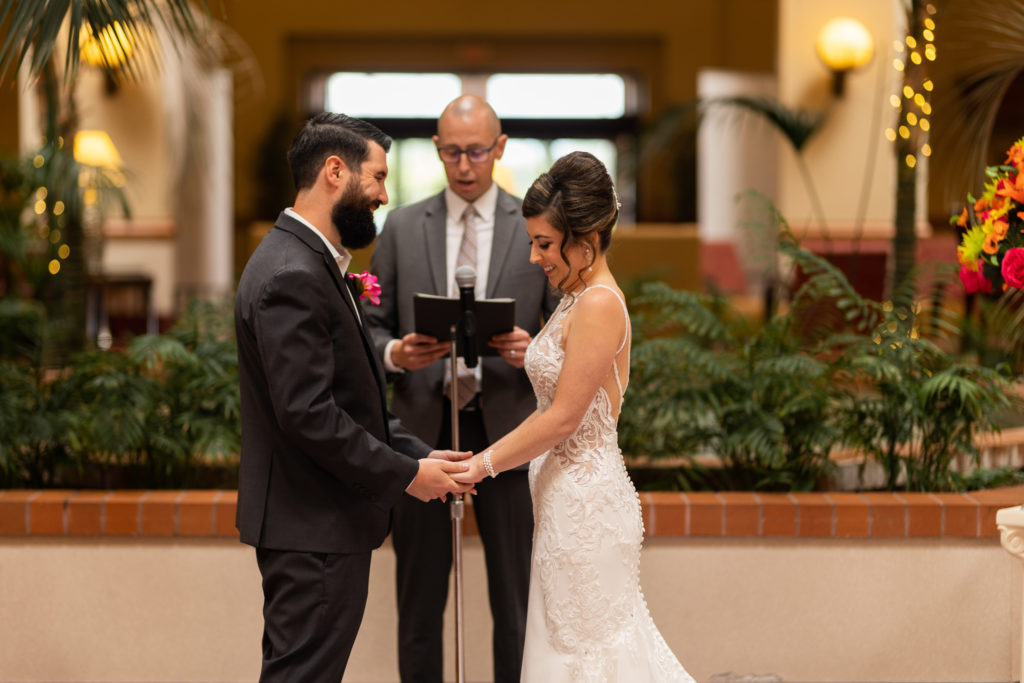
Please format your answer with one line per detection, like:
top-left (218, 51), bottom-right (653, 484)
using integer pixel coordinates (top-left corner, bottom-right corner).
top-left (73, 130), bottom-right (123, 169)
top-left (816, 17), bottom-right (874, 96)
top-left (79, 22), bottom-right (134, 68)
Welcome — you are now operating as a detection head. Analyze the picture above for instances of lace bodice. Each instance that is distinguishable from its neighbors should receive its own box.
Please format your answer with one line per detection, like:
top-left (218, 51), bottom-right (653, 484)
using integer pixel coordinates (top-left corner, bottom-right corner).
top-left (520, 284), bottom-right (693, 682)
top-left (525, 285), bottom-right (630, 485)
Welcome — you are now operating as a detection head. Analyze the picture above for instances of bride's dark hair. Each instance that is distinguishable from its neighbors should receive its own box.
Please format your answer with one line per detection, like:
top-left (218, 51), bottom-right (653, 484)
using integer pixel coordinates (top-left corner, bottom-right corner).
top-left (522, 151), bottom-right (619, 293)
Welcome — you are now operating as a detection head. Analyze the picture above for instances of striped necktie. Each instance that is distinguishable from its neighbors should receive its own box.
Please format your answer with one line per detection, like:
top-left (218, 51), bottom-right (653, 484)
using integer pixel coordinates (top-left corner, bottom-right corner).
top-left (449, 205), bottom-right (480, 410)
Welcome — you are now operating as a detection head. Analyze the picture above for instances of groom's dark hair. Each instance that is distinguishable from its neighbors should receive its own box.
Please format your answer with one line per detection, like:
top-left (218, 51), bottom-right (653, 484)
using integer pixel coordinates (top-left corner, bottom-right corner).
top-left (287, 112), bottom-right (392, 191)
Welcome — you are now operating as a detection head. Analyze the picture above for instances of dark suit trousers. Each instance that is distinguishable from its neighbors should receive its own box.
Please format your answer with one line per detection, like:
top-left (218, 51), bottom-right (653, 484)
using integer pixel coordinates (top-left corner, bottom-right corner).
top-left (257, 548), bottom-right (372, 683)
top-left (392, 400), bottom-right (533, 683)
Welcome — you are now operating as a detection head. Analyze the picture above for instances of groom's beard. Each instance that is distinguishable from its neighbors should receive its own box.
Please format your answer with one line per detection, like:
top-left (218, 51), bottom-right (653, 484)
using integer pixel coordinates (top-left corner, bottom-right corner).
top-left (331, 178), bottom-right (379, 250)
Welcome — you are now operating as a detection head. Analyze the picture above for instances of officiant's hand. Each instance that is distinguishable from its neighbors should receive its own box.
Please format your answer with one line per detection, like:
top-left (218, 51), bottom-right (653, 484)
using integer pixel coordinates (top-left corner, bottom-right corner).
top-left (489, 326), bottom-right (531, 369)
top-left (407, 458), bottom-right (475, 502)
top-left (392, 332), bottom-right (449, 370)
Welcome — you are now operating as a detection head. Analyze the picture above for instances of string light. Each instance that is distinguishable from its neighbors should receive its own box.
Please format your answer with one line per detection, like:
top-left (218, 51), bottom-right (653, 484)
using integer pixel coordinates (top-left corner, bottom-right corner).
top-left (32, 155), bottom-right (44, 168)
top-left (33, 200), bottom-right (46, 215)
top-left (49, 229), bottom-right (61, 244)
top-left (887, 10), bottom-right (936, 172)
top-left (48, 260), bottom-right (60, 275)
top-left (58, 244), bottom-right (70, 259)
top-left (35, 187), bottom-right (47, 200)
top-left (53, 201), bottom-right (65, 216)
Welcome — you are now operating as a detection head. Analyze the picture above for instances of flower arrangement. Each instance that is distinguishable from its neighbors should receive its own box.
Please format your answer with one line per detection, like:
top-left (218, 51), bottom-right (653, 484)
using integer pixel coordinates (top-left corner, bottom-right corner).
top-left (955, 135), bottom-right (1024, 294)
top-left (348, 271), bottom-right (382, 305)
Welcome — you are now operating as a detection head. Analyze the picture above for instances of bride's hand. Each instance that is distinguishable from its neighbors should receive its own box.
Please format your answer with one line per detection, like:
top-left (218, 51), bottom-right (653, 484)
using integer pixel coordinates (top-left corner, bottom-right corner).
top-left (449, 454), bottom-right (487, 484)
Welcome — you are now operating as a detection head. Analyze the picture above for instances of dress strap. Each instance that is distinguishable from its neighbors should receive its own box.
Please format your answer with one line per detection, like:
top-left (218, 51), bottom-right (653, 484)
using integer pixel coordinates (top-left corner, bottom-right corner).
top-left (581, 284), bottom-right (630, 354)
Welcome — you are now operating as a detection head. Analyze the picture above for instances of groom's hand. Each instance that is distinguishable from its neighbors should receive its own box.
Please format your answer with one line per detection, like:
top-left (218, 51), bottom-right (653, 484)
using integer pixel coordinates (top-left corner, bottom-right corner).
top-left (407, 458), bottom-right (474, 502)
top-left (428, 449), bottom-right (473, 462)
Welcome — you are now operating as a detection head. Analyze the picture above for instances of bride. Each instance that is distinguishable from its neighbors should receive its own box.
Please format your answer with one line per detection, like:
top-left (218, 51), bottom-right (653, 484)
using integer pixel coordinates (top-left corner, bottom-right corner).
top-left (454, 151), bottom-right (695, 682)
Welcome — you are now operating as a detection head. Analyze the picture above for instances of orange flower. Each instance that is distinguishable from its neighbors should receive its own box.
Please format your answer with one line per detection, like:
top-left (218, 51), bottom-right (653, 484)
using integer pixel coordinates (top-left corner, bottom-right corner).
top-left (974, 197), bottom-right (989, 213)
top-left (995, 171), bottom-right (1024, 204)
top-left (956, 207), bottom-right (968, 227)
top-left (983, 231), bottom-right (1001, 254)
top-left (993, 219), bottom-right (1009, 238)
top-left (1006, 141), bottom-right (1024, 169)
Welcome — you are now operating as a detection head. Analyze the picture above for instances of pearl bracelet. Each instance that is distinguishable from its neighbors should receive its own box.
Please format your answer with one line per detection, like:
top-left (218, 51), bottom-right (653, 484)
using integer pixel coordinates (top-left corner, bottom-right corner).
top-left (482, 449), bottom-right (498, 478)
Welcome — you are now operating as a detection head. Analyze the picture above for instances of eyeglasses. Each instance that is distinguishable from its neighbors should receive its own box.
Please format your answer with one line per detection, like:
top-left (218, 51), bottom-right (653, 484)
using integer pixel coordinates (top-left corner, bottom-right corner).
top-left (436, 137), bottom-right (500, 164)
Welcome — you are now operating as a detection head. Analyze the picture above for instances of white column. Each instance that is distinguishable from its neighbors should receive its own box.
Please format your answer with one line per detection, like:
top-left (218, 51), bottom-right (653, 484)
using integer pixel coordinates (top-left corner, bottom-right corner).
top-left (176, 67), bottom-right (234, 304)
top-left (696, 69), bottom-right (778, 295)
top-left (998, 505), bottom-right (1024, 683)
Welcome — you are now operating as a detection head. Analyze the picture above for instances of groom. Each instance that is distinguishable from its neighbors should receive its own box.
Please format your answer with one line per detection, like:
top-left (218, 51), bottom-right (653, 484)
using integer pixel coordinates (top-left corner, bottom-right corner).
top-left (235, 112), bottom-right (473, 682)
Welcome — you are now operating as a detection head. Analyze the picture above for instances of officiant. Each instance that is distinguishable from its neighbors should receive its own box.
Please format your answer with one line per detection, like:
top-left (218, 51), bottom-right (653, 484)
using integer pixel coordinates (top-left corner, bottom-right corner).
top-left (365, 94), bottom-right (560, 683)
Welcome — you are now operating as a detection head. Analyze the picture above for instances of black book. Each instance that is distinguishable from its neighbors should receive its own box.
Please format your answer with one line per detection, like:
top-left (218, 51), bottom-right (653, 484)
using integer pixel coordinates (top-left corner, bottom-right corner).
top-left (413, 293), bottom-right (515, 357)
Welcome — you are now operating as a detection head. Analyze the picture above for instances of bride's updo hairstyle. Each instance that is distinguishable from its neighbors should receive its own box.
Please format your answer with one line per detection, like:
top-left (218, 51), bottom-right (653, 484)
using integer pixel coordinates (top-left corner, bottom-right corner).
top-left (522, 151), bottom-right (619, 292)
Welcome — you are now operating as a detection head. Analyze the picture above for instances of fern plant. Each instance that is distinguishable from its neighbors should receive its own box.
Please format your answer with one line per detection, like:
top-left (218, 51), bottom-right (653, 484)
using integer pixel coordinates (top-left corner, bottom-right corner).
top-left (0, 298), bottom-right (239, 488)
top-left (622, 279), bottom-right (841, 491)
top-left (621, 235), bottom-right (1017, 492)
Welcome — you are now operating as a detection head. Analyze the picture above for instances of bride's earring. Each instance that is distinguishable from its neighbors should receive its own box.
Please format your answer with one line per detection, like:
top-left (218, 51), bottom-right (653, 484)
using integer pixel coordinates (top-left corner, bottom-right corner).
top-left (585, 247), bottom-right (593, 272)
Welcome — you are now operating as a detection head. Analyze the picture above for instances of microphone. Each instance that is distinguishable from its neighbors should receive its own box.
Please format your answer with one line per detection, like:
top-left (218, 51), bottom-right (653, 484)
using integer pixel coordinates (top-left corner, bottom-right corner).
top-left (454, 265), bottom-right (478, 368)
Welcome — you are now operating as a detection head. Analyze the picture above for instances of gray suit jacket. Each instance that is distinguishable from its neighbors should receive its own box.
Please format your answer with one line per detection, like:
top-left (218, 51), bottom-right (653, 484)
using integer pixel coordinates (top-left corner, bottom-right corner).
top-left (366, 188), bottom-right (560, 448)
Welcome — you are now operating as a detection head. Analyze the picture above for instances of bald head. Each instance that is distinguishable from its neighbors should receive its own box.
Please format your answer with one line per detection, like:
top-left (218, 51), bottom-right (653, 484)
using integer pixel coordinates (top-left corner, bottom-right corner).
top-left (434, 95), bottom-right (508, 202)
top-left (437, 95), bottom-right (502, 139)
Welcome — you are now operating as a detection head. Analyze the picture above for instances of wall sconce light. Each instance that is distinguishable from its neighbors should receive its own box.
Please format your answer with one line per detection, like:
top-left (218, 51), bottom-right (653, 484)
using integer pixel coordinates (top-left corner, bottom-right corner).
top-left (79, 22), bottom-right (134, 69)
top-left (816, 17), bottom-right (874, 97)
top-left (79, 22), bottom-right (134, 94)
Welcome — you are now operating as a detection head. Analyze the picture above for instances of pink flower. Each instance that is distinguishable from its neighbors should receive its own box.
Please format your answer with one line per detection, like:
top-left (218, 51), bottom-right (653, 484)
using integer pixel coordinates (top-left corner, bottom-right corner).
top-left (959, 260), bottom-right (993, 294)
top-left (350, 271), bottom-right (382, 305)
top-left (1001, 248), bottom-right (1024, 289)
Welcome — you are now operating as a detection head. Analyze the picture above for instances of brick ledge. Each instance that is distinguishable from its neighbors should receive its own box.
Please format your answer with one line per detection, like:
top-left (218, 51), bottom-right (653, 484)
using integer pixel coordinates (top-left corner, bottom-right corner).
top-left (2, 487), bottom-right (1023, 539)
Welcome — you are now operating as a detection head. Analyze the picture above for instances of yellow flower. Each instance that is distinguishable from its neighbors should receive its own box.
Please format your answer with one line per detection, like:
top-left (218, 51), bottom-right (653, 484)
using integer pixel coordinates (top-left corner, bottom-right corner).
top-left (957, 223), bottom-right (987, 267)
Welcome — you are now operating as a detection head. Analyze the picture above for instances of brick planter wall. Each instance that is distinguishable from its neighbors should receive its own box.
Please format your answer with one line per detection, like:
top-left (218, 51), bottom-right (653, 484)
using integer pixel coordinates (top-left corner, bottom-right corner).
top-left (3, 486), bottom-right (1022, 540)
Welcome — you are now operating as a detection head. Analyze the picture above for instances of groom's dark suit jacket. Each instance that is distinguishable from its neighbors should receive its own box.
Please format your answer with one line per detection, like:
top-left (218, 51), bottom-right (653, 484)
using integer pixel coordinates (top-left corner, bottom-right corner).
top-left (235, 211), bottom-right (429, 554)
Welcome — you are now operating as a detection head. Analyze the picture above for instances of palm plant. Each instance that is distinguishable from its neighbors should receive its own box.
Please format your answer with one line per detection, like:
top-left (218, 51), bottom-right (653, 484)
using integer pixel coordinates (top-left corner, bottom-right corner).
top-left (0, 0), bottom-right (208, 354)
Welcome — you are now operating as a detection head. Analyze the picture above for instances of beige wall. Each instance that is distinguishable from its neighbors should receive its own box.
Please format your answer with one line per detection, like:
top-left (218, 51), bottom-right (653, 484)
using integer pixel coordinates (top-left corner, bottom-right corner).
top-left (776, 0), bottom-right (927, 236)
top-left (0, 535), bottom-right (1018, 683)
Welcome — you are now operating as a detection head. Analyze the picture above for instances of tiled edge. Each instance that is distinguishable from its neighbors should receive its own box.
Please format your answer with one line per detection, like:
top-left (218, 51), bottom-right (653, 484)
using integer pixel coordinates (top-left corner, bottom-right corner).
top-left (1, 486), bottom-right (1023, 539)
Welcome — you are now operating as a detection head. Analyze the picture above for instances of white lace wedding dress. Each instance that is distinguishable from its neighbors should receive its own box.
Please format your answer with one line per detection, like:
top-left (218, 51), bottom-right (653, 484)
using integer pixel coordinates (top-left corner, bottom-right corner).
top-left (520, 284), bottom-right (695, 682)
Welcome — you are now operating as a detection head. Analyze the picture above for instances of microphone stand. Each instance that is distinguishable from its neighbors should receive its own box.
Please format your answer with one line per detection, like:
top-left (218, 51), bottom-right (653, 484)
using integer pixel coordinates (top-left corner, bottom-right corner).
top-left (449, 265), bottom-right (478, 683)
top-left (447, 324), bottom-right (467, 683)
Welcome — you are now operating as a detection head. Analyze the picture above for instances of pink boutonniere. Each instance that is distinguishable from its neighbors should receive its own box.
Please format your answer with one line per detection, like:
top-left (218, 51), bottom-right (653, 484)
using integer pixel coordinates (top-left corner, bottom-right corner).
top-left (349, 271), bottom-right (382, 305)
